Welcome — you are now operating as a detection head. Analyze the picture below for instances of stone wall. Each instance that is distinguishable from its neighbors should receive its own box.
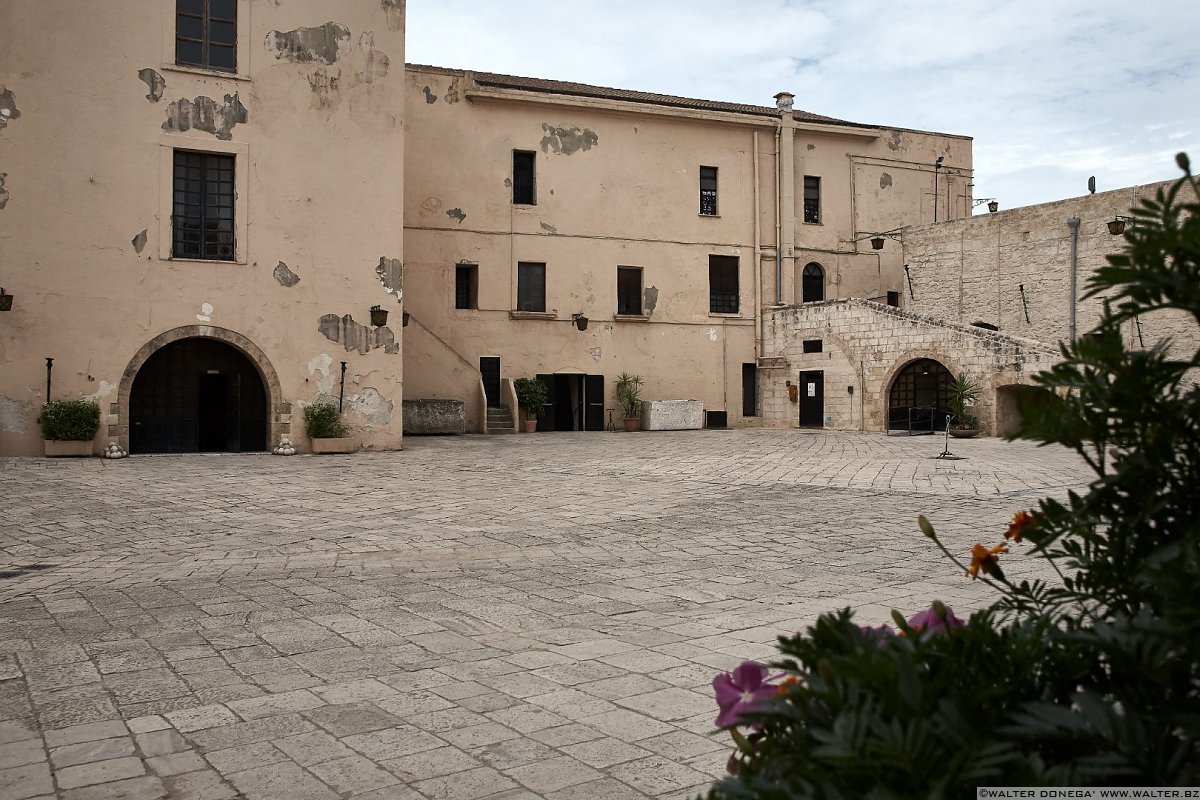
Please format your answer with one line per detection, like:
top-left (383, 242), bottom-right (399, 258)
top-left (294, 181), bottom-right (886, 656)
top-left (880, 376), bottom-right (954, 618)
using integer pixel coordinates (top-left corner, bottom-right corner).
top-left (902, 180), bottom-right (1198, 360)
top-left (760, 299), bottom-right (1060, 434)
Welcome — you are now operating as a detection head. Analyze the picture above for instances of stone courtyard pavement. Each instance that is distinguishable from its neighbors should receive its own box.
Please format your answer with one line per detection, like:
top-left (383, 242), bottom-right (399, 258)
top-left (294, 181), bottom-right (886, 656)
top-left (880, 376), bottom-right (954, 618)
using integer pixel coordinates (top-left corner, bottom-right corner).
top-left (0, 429), bottom-right (1092, 800)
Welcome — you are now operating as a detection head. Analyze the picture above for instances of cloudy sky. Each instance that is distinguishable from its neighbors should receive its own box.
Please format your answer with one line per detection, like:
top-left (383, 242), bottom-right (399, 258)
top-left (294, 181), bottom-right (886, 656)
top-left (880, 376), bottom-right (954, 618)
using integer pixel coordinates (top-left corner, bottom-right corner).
top-left (406, 0), bottom-right (1197, 213)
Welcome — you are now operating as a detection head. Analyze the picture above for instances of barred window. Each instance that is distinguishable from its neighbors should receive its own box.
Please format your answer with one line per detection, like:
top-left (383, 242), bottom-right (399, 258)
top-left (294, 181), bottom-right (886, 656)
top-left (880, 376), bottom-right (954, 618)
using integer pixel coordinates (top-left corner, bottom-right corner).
top-left (617, 267), bottom-right (643, 315)
top-left (176, 0), bottom-right (237, 72)
top-left (455, 265), bottom-right (478, 310)
top-left (803, 175), bottom-right (821, 224)
top-left (517, 262), bottom-right (546, 312)
top-left (709, 255), bottom-right (739, 314)
top-left (700, 166), bottom-right (718, 216)
top-left (172, 151), bottom-right (236, 261)
top-left (513, 151), bottom-right (536, 205)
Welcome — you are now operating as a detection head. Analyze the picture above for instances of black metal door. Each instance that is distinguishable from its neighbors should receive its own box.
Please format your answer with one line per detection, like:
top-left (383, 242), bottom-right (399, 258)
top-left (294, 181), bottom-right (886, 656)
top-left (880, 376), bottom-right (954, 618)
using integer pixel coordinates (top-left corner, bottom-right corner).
top-left (480, 357), bottom-right (501, 407)
top-left (535, 373), bottom-right (555, 431)
top-left (798, 370), bottom-right (824, 428)
top-left (198, 373), bottom-right (228, 452)
top-left (553, 375), bottom-right (576, 431)
top-left (585, 375), bottom-right (604, 431)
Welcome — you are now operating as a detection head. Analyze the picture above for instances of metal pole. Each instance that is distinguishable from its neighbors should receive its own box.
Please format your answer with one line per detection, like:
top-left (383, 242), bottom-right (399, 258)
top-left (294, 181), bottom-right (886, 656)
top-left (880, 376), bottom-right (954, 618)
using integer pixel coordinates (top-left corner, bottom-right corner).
top-left (1067, 217), bottom-right (1080, 341)
top-left (339, 361), bottom-right (347, 413)
top-left (45, 357), bottom-right (53, 404)
top-left (934, 165), bottom-right (940, 223)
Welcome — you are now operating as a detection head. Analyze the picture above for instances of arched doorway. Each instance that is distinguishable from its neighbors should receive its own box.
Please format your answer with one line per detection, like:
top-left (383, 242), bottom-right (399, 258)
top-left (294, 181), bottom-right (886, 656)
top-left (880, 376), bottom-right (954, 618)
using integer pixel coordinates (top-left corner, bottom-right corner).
top-left (888, 358), bottom-right (953, 432)
top-left (802, 262), bottom-right (825, 303)
top-left (995, 384), bottom-right (1054, 438)
top-left (129, 337), bottom-right (269, 453)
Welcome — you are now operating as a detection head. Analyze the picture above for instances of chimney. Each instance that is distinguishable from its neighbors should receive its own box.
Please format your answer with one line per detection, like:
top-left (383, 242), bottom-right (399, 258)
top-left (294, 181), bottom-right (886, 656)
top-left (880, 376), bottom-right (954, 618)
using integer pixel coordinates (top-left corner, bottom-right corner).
top-left (773, 91), bottom-right (794, 113)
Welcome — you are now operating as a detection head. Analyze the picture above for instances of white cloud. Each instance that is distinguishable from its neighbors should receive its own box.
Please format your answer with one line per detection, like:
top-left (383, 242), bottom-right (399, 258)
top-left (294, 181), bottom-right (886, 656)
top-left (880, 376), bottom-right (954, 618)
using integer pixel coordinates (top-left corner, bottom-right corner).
top-left (406, 0), bottom-right (1198, 210)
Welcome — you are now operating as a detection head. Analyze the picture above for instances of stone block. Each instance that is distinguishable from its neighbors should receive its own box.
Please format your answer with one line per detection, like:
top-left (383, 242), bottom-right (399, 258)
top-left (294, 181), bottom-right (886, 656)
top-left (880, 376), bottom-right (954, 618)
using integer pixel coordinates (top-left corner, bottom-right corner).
top-left (639, 400), bottom-right (703, 431)
top-left (402, 399), bottom-right (466, 435)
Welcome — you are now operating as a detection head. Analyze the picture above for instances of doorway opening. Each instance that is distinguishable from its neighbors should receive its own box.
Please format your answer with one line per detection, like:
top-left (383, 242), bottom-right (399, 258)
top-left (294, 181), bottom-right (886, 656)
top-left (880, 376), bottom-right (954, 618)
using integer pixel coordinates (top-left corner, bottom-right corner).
top-left (129, 337), bottom-right (268, 453)
top-left (535, 373), bottom-right (605, 431)
top-left (798, 370), bottom-right (824, 428)
top-left (480, 357), bottom-right (501, 408)
top-left (888, 358), bottom-right (952, 432)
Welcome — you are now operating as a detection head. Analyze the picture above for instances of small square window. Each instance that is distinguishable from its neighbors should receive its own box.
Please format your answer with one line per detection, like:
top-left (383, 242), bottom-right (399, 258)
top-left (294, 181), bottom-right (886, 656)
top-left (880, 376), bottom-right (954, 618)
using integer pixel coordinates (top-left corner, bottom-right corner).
top-left (516, 262), bottom-right (546, 312)
top-left (513, 151), bottom-right (536, 205)
top-left (617, 267), bottom-right (642, 316)
top-left (803, 175), bottom-right (820, 224)
top-left (176, 0), bottom-right (237, 73)
top-left (700, 166), bottom-right (718, 216)
top-left (887, 291), bottom-right (900, 308)
top-left (455, 264), bottom-right (478, 310)
top-left (803, 339), bottom-right (823, 353)
top-left (709, 255), bottom-right (739, 314)
top-left (172, 150), bottom-right (235, 261)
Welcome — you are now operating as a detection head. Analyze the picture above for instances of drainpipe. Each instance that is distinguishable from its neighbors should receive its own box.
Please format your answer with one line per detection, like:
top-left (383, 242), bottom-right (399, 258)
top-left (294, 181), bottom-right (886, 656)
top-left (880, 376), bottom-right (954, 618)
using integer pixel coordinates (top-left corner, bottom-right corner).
top-left (1067, 217), bottom-right (1080, 341)
top-left (773, 124), bottom-right (782, 305)
top-left (752, 130), bottom-right (763, 360)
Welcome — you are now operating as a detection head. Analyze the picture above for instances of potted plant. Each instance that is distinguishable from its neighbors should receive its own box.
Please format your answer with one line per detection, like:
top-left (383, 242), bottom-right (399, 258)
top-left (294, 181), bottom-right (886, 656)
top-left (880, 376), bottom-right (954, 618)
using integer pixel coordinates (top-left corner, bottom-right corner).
top-left (304, 402), bottom-right (357, 454)
top-left (513, 377), bottom-right (548, 433)
top-left (947, 374), bottom-right (981, 438)
top-left (616, 372), bottom-right (644, 432)
top-left (37, 400), bottom-right (100, 457)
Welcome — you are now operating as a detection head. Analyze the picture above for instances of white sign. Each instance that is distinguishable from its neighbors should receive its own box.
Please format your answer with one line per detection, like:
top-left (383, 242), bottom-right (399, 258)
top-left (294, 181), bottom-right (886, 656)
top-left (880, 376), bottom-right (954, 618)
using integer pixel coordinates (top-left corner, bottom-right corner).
top-left (807, 383), bottom-right (816, 397)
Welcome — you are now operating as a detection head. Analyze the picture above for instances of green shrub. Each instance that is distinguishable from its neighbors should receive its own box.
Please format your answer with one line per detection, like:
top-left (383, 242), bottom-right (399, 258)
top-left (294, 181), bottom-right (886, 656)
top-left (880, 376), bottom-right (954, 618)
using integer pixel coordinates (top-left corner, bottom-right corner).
top-left (707, 156), bottom-right (1200, 796)
top-left (303, 402), bottom-right (347, 439)
top-left (37, 400), bottom-right (100, 441)
top-left (513, 377), bottom-right (548, 421)
top-left (616, 372), bottom-right (644, 418)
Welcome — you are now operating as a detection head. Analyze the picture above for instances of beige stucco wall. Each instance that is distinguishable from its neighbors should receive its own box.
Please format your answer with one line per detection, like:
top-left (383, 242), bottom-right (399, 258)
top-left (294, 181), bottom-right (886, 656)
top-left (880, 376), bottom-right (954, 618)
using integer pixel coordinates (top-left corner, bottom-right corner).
top-left (0, 1), bottom-right (406, 455)
top-left (902, 180), bottom-right (1197, 357)
top-left (402, 65), bottom-right (972, 429)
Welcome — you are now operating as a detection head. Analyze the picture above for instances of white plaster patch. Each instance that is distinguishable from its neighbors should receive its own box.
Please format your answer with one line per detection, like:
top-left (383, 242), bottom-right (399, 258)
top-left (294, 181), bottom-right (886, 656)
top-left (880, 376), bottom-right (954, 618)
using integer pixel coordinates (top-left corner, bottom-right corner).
top-left (0, 395), bottom-right (30, 433)
top-left (708, 328), bottom-right (719, 342)
top-left (346, 387), bottom-right (393, 431)
top-left (588, 347), bottom-right (602, 362)
top-left (82, 380), bottom-right (116, 402)
top-left (308, 353), bottom-right (335, 395)
top-left (196, 302), bottom-right (214, 322)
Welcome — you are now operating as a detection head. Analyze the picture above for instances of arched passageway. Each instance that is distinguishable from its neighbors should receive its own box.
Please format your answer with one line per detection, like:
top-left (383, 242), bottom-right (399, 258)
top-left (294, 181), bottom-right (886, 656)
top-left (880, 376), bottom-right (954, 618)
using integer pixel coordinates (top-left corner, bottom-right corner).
top-left (129, 337), bottom-right (269, 453)
top-left (888, 358), bottom-right (953, 432)
top-left (995, 384), bottom-right (1055, 438)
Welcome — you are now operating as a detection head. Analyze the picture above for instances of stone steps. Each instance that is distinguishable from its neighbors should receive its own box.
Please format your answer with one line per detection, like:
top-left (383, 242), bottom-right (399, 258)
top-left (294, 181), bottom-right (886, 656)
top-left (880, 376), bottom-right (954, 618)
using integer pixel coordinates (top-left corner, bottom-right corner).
top-left (486, 406), bottom-right (516, 434)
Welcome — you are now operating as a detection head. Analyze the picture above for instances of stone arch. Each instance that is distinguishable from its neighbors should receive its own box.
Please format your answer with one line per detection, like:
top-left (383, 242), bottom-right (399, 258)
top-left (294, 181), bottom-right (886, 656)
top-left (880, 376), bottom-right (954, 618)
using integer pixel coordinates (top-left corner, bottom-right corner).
top-left (994, 382), bottom-right (1054, 438)
top-left (802, 262), bottom-right (825, 303)
top-left (115, 325), bottom-right (286, 452)
top-left (881, 350), bottom-right (967, 433)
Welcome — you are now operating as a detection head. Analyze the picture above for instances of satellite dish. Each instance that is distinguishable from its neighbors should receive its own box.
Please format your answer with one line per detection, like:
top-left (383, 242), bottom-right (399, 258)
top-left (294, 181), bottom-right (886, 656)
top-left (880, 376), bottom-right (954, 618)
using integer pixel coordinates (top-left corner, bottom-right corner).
top-left (1088, 176), bottom-right (1096, 194)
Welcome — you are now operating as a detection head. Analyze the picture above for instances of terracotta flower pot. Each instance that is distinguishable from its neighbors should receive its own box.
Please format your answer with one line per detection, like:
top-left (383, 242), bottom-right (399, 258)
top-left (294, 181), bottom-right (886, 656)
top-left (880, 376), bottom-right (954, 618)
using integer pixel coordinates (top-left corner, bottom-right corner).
top-left (948, 427), bottom-right (980, 439)
top-left (623, 418), bottom-right (641, 432)
top-left (310, 437), bottom-right (358, 454)
top-left (44, 440), bottom-right (94, 457)
top-left (523, 419), bottom-right (537, 433)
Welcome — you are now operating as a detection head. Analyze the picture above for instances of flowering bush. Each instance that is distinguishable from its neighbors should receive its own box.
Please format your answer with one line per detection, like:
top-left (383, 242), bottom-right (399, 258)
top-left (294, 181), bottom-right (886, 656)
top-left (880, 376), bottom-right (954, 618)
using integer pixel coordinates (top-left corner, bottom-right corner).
top-left (707, 157), bottom-right (1200, 796)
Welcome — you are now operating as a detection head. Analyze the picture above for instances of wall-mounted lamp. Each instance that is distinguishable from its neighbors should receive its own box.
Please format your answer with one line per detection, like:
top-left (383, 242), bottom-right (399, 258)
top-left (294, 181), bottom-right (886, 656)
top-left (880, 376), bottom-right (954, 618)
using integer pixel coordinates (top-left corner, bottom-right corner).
top-left (0, 288), bottom-right (12, 311)
top-left (369, 305), bottom-right (388, 327)
top-left (856, 229), bottom-right (903, 251)
top-left (1107, 215), bottom-right (1134, 236)
top-left (571, 313), bottom-right (589, 331)
top-left (973, 198), bottom-right (999, 213)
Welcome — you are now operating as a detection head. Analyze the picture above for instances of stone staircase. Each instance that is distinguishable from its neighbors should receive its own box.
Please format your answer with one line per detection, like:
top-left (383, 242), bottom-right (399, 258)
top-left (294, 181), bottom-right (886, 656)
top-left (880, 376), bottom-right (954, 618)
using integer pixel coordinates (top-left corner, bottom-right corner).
top-left (486, 405), bottom-right (516, 434)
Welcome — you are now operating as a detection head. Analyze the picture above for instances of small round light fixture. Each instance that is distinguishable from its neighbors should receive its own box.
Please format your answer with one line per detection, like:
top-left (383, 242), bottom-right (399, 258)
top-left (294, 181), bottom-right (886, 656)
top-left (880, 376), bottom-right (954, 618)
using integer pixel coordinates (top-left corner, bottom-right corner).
top-left (870, 236), bottom-right (885, 250)
top-left (369, 305), bottom-right (388, 327)
top-left (1107, 217), bottom-right (1127, 236)
top-left (988, 200), bottom-right (999, 213)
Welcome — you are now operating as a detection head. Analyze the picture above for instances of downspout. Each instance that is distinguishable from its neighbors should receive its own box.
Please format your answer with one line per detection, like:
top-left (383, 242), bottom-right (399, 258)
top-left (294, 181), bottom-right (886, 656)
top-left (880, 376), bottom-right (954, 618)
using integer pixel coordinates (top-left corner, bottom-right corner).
top-left (753, 130), bottom-right (762, 360)
top-left (774, 123), bottom-right (782, 305)
top-left (1067, 217), bottom-right (1080, 341)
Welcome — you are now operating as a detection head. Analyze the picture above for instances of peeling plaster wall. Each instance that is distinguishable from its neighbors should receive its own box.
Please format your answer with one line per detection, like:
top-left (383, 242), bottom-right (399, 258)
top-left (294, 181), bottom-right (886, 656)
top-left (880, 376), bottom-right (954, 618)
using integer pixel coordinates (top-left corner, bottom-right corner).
top-left (0, 1), bottom-right (406, 455)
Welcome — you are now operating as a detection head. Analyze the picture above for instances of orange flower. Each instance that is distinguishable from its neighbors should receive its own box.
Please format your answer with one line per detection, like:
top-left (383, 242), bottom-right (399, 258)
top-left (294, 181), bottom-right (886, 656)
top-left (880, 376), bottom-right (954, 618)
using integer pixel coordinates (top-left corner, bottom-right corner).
top-left (1005, 510), bottom-right (1035, 543)
top-left (777, 675), bottom-right (801, 695)
top-left (967, 542), bottom-right (1008, 579)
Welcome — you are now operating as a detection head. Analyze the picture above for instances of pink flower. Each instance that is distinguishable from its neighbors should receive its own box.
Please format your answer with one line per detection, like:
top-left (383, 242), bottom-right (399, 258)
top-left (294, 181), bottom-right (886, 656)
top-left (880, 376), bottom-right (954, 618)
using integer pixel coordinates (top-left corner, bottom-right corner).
top-left (712, 661), bottom-right (780, 728)
top-left (858, 623), bottom-right (896, 642)
top-left (906, 601), bottom-right (965, 635)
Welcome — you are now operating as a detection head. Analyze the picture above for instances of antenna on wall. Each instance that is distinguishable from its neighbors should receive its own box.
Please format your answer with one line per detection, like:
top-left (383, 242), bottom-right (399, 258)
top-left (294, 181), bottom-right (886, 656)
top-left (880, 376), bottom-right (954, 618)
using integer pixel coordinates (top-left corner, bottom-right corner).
top-left (1088, 176), bottom-right (1096, 195)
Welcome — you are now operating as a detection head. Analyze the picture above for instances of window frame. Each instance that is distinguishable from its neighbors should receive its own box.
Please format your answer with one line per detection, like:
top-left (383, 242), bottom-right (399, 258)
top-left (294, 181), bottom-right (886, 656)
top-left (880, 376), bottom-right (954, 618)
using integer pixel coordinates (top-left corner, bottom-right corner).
top-left (512, 150), bottom-right (537, 206)
top-left (803, 175), bottom-right (821, 225)
top-left (616, 266), bottom-right (644, 316)
top-left (708, 255), bottom-right (740, 315)
top-left (158, 137), bottom-right (248, 264)
top-left (455, 264), bottom-right (478, 310)
top-left (175, 0), bottom-right (238, 74)
top-left (699, 166), bottom-right (718, 216)
top-left (171, 150), bottom-right (237, 262)
top-left (802, 262), bottom-right (825, 303)
top-left (516, 261), bottom-right (547, 313)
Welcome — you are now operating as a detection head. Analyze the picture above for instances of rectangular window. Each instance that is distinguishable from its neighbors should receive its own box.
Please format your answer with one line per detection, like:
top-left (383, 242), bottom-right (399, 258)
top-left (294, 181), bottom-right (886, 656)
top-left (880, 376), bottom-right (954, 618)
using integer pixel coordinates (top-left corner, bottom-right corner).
top-left (513, 150), bottom-right (536, 205)
top-left (172, 150), bottom-right (235, 261)
top-left (742, 363), bottom-right (757, 417)
top-left (803, 175), bottom-right (821, 224)
top-left (709, 255), bottom-right (739, 314)
top-left (455, 264), bottom-right (478, 310)
top-left (176, 0), bottom-right (237, 72)
top-left (617, 267), bottom-right (643, 316)
top-left (803, 339), bottom-right (823, 353)
top-left (700, 166), bottom-right (718, 216)
top-left (887, 291), bottom-right (900, 308)
top-left (516, 262), bottom-right (546, 312)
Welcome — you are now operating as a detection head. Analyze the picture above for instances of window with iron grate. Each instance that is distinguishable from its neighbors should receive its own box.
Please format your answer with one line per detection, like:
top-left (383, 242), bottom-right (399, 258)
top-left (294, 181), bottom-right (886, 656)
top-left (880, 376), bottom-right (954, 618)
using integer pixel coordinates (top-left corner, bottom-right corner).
top-left (172, 151), bottom-right (235, 261)
top-left (700, 166), bottom-right (718, 215)
top-left (617, 267), bottom-right (643, 315)
top-left (709, 255), bottom-right (739, 314)
top-left (803, 175), bottom-right (821, 224)
top-left (516, 262), bottom-right (546, 312)
top-left (513, 151), bottom-right (536, 205)
top-left (455, 265), bottom-right (478, 310)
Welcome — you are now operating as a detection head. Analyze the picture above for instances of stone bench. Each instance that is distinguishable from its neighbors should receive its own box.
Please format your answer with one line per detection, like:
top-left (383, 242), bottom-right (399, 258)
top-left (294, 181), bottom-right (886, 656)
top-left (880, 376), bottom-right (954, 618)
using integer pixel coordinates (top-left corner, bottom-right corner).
top-left (403, 399), bottom-right (466, 435)
top-left (640, 399), bottom-right (704, 431)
